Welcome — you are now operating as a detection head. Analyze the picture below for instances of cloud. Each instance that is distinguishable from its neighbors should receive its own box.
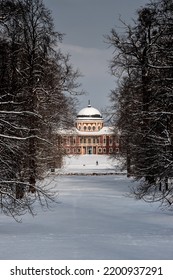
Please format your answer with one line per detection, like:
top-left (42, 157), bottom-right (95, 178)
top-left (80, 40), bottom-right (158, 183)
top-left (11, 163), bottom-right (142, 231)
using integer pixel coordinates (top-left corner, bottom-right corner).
top-left (60, 43), bottom-right (111, 78)
top-left (58, 43), bottom-right (116, 110)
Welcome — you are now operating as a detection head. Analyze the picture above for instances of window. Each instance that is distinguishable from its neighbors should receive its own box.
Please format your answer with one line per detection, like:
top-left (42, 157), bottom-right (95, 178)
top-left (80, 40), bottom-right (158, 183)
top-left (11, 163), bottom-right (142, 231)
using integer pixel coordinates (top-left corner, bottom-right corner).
top-left (93, 138), bottom-right (96, 144)
top-left (84, 126), bottom-right (86, 131)
top-left (88, 138), bottom-right (91, 144)
top-left (80, 137), bottom-right (83, 143)
top-left (103, 148), bottom-right (106, 153)
top-left (77, 148), bottom-right (81, 153)
top-left (88, 126), bottom-right (91, 131)
top-left (109, 148), bottom-right (113, 153)
top-left (98, 148), bottom-right (102, 153)
top-left (93, 126), bottom-right (95, 131)
top-left (97, 138), bottom-right (100, 143)
top-left (84, 138), bottom-right (86, 143)
top-left (69, 137), bottom-right (73, 145)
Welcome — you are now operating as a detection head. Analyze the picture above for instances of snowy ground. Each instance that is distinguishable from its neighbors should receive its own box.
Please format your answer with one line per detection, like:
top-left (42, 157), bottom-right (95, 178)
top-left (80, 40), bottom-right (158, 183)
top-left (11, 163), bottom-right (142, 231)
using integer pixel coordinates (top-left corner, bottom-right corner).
top-left (61, 154), bottom-right (124, 175)
top-left (0, 155), bottom-right (173, 260)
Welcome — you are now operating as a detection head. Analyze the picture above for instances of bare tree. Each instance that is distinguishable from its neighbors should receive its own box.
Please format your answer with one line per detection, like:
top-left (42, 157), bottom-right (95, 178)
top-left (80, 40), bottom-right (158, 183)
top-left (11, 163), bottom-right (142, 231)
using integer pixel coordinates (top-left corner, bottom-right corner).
top-left (0, 0), bottom-right (81, 219)
top-left (107, 0), bottom-right (173, 208)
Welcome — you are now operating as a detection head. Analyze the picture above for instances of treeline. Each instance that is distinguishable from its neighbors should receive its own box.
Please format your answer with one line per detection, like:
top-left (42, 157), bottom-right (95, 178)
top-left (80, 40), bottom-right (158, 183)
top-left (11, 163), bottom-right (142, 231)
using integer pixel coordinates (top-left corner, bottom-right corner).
top-left (107, 0), bottom-right (173, 208)
top-left (0, 0), bottom-right (81, 219)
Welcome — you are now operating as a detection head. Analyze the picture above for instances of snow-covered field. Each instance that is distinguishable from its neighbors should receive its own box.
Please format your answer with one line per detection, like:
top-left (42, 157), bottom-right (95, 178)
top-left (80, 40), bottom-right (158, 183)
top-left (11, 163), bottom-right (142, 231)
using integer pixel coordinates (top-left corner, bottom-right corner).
top-left (61, 154), bottom-right (123, 174)
top-left (0, 155), bottom-right (173, 260)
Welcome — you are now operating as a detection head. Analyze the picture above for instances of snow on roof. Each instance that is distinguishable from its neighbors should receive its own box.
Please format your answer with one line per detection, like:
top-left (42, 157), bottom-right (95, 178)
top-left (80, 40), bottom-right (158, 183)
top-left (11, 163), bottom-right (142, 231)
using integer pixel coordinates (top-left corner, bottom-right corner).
top-left (77, 126), bottom-right (114, 135)
top-left (57, 126), bottom-right (114, 136)
top-left (77, 104), bottom-right (103, 119)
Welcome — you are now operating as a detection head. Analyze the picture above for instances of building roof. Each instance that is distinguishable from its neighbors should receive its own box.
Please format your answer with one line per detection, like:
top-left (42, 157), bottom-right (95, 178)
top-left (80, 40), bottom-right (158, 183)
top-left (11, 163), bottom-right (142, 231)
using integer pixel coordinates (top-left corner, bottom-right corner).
top-left (59, 126), bottom-right (114, 136)
top-left (77, 126), bottom-right (114, 135)
top-left (77, 103), bottom-right (103, 120)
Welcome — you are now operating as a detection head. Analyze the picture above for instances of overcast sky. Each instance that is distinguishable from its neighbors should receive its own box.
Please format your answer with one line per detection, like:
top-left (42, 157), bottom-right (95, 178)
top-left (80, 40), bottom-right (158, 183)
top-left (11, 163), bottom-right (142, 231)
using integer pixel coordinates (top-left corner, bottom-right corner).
top-left (43, 0), bottom-right (150, 112)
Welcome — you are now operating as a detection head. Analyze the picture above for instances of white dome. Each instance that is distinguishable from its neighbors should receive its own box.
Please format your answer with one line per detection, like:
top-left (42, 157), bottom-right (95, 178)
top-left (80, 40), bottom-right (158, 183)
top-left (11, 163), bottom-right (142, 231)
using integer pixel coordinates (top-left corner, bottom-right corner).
top-left (77, 104), bottom-right (103, 119)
